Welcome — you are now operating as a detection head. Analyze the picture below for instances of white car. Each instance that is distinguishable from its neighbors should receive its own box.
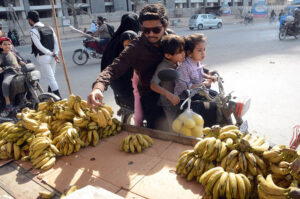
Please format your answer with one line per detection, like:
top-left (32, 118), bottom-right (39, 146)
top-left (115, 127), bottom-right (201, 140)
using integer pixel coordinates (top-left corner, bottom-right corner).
top-left (189, 14), bottom-right (223, 30)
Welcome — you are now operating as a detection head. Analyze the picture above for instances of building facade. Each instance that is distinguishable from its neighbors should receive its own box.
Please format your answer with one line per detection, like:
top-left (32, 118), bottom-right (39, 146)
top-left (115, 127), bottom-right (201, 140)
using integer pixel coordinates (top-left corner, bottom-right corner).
top-left (0, 0), bottom-right (289, 21)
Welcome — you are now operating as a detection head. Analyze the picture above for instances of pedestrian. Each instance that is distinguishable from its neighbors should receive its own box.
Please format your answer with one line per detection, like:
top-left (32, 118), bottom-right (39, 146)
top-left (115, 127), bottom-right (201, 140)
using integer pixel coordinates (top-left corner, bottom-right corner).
top-left (26, 10), bottom-right (61, 98)
top-left (92, 16), bottom-right (113, 54)
top-left (88, 3), bottom-right (173, 129)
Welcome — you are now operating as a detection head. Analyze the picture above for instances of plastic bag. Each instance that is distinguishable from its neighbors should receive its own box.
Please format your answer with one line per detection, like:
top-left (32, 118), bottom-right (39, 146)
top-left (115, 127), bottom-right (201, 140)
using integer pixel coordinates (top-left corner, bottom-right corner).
top-left (172, 109), bottom-right (204, 137)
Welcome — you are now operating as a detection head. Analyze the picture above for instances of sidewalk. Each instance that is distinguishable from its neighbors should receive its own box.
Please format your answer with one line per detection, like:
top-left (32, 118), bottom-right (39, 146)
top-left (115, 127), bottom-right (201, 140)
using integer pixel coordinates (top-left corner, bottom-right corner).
top-left (20, 15), bottom-right (268, 44)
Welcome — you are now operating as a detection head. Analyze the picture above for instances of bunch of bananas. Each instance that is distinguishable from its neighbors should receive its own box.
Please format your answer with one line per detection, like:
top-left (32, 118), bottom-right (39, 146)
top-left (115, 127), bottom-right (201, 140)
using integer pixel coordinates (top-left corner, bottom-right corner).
top-left (194, 137), bottom-right (229, 162)
top-left (199, 167), bottom-right (251, 199)
top-left (79, 129), bottom-right (99, 147)
top-left (120, 134), bottom-right (153, 153)
top-left (176, 150), bottom-right (216, 181)
top-left (51, 124), bottom-right (84, 156)
top-left (0, 122), bottom-right (35, 160)
top-left (99, 118), bottom-right (122, 138)
top-left (263, 145), bottom-right (299, 164)
top-left (0, 94), bottom-right (120, 172)
top-left (29, 137), bottom-right (60, 170)
top-left (257, 174), bottom-right (295, 199)
top-left (220, 148), bottom-right (267, 177)
top-left (203, 125), bottom-right (222, 138)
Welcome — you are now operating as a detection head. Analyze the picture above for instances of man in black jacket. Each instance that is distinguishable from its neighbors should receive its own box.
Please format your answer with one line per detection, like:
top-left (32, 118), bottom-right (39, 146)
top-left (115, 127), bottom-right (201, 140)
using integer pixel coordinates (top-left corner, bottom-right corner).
top-left (88, 3), bottom-right (171, 129)
top-left (27, 10), bottom-right (61, 98)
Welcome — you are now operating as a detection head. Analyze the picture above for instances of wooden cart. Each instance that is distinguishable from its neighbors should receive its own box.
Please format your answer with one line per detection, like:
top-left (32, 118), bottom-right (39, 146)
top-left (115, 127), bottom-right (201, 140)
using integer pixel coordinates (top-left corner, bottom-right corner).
top-left (0, 125), bottom-right (206, 199)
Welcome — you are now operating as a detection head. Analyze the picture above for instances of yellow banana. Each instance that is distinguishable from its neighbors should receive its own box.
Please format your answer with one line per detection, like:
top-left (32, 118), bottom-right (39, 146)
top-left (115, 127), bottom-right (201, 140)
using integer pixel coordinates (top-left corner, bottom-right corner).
top-left (74, 102), bottom-right (86, 118)
top-left (100, 107), bottom-right (113, 125)
top-left (270, 164), bottom-right (290, 175)
top-left (253, 153), bottom-right (267, 171)
top-left (101, 104), bottom-right (113, 115)
top-left (228, 172), bottom-right (237, 199)
top-left (218, 171), bottom-right (229, 197)
top-left (235, 172), bottom-right (246, 199)
top-left (219, 131), bottom-right (238, 141)
top-left (39, 191), bottom-right (55, 199)
top-left (12, 143), bottom-right (20, 160)
top-left (142, 134), bottom-right (153, 145)
top-left (41, 157), bottom-right (56, 170)
top-left (239, 174), bottom-right (251, 198)
top-left (199, 166), bottom-right (223, 185)
top-left (219, 125), bottom-right (238, 133)
top-left (225, 177), bottom-right (232, 199)
top-left (251, 142), bottom-right (269, 154)
top-left (205, 170), bottom-right (224, 194)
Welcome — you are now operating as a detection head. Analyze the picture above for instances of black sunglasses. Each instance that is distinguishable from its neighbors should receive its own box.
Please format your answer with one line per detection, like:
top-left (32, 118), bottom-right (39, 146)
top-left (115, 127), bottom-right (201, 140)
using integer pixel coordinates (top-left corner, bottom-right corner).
top-left (142, 26), bottom-right (163, 34)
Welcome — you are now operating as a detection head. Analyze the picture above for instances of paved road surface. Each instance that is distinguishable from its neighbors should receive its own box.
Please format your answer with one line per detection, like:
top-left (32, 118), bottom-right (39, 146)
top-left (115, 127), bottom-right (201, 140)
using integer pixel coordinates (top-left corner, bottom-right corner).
top-left (15, 21), bottom-right (300, 147)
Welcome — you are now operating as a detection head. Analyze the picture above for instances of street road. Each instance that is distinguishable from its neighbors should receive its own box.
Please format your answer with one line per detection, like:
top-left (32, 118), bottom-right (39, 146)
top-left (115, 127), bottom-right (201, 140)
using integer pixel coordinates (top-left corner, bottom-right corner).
top-left (16, 21), bottom-right (300, 147)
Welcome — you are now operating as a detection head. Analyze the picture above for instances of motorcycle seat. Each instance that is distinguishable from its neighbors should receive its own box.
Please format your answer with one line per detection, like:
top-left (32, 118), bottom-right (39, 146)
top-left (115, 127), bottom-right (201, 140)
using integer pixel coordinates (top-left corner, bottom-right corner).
top-left (23, 63), bottom-right (35, 72)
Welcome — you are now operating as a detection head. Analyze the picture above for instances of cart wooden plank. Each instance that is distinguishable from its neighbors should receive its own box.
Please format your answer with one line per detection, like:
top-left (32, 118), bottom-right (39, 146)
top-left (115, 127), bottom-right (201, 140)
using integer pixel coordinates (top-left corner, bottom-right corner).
top-left (123, 124), bottom-right (200, 146)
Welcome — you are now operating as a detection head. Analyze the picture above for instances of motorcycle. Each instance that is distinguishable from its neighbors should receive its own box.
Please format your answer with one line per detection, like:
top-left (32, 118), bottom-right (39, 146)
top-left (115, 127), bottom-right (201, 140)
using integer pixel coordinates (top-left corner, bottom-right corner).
top-left (72, 37), bottom-right (103, 65)
top-left (279, 19), bottom-right (300, 40)
top-left (0, 63), bottom-right (60, 122)
top-left (157, 68), bottom-right (251, 127)
top-left (69, 25), bottom-right (107, 66)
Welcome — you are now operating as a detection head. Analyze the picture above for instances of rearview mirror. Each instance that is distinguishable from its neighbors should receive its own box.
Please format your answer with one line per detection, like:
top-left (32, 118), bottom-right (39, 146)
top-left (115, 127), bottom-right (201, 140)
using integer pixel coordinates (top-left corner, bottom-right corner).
top-left (158, 68), bottom-right (179, 81)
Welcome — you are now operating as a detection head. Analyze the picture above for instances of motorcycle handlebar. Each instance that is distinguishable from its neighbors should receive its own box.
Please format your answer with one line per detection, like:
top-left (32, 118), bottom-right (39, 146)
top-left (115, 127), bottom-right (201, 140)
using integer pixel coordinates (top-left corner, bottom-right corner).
top-left (0, 66), bottom-right (18, 74)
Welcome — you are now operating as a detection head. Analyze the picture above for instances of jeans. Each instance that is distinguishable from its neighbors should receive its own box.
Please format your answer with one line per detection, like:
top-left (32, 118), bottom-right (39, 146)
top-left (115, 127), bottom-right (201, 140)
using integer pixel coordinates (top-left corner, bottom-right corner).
top-left (140, 91), bottom-right (165, 129)
top-left (98, 38), bottom-right (110, 54)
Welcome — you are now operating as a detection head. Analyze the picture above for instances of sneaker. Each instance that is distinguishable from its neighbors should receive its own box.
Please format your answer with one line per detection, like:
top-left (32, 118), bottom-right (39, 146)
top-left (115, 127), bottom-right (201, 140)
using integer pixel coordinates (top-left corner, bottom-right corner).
top-left (0, 105), bottom-right (12, 118)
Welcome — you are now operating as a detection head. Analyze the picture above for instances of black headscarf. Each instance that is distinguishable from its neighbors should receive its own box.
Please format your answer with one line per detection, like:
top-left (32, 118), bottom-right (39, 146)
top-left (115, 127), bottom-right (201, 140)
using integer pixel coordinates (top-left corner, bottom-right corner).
top-left (100, 13), bottom-right (140, 71)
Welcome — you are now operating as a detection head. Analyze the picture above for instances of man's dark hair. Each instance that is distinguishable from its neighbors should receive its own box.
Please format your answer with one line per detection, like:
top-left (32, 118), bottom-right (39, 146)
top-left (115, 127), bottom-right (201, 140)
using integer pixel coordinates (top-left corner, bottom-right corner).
top-left (184, 33), bottom-right (206, 53)
top-left (161, 34), bottom-right (185, 55)
top-left (27, 10), bottom-right (40, 23)
top-left (97, 16), bottom-right (106, 22)
top-left (139, 3), bottom-right (168, 27)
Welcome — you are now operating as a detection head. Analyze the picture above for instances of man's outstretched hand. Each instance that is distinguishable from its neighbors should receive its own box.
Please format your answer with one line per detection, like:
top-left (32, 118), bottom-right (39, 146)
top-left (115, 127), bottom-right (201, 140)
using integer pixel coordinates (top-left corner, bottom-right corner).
top-left (87, 88), bottom-right (103, 110)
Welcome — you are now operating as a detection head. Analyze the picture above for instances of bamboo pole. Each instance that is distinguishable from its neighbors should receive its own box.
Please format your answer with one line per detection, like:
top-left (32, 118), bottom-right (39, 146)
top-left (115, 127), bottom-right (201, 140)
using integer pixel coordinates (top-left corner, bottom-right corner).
top-left (50, 0), bottom-right (72, 95)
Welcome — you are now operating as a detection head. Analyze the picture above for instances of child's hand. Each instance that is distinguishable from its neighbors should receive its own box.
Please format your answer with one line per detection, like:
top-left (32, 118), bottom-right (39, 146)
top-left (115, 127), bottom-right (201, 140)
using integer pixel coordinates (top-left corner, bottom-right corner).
top-left (209, 76), bottom-right (217, 82)
top-left (167, 93), bottom-right (180, 106)
top-left (0, 68), bottom-right (2, 72)
top-left (19, 61), bottom-right (26, 66)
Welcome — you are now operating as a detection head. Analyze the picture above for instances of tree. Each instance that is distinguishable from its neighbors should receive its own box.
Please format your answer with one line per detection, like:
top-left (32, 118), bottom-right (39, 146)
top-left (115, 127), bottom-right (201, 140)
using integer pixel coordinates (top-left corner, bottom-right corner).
top-left (63, 0), bottom-right (79, 28)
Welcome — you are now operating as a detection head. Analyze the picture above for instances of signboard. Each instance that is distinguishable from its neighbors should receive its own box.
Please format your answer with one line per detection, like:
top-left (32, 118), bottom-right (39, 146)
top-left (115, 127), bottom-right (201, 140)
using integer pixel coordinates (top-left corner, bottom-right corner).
top-left (251, 0), bottom-right (268, 16)
top-left (221, 0), bottom-right (231, 15)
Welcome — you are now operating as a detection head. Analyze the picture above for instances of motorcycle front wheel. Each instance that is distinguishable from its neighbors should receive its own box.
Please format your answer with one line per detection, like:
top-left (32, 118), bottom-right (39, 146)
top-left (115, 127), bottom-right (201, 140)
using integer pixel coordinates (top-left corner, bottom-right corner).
top-left (72, 49), bottom-right (89, 65)
top-left (279, 29), bottom-right (287, 40)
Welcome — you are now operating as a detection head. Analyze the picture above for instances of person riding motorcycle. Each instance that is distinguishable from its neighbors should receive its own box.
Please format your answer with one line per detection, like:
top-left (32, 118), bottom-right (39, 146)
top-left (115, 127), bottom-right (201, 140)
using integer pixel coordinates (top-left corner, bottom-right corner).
top-left (0, 37), bottom-right (25, 116)
top-left (293, 8), bottom-right (300, 33)
top-left (88, 3), bottom-right (173, 129)
top-left (92, 16), bottom-right (112, 54)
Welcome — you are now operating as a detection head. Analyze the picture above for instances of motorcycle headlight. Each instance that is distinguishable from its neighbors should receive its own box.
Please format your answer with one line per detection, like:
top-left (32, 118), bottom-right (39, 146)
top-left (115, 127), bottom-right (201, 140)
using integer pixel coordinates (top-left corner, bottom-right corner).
top-left (30, 70), bottom-right (41, 81)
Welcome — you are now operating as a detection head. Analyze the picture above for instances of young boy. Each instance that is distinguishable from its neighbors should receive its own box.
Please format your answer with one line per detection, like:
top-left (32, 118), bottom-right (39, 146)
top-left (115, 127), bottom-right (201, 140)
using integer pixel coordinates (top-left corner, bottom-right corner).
top-left (150, 34), bottom-right (185, 130)
top-left (0, 37), bottom-right (25, 117)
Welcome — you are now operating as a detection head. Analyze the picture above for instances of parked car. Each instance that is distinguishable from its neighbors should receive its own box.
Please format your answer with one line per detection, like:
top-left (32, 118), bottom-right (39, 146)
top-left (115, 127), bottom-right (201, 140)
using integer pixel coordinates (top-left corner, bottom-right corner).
top-left (189, 14), bottom-right (223, 30)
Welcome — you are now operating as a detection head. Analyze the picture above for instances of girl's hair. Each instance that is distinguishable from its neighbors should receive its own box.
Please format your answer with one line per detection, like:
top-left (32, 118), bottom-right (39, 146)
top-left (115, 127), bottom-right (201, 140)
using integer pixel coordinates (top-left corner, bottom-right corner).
top-left (161, 34), bottom-right (185, 55)
top-left (184, 33), bottom-right (206, 53)
top-left (120, 30), bottom-right (138, 43)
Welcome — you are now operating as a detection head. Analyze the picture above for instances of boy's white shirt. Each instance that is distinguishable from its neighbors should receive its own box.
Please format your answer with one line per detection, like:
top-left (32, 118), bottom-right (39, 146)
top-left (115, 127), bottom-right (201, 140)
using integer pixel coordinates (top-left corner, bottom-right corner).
top-left (30, 21), bottom-right (59, 56)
